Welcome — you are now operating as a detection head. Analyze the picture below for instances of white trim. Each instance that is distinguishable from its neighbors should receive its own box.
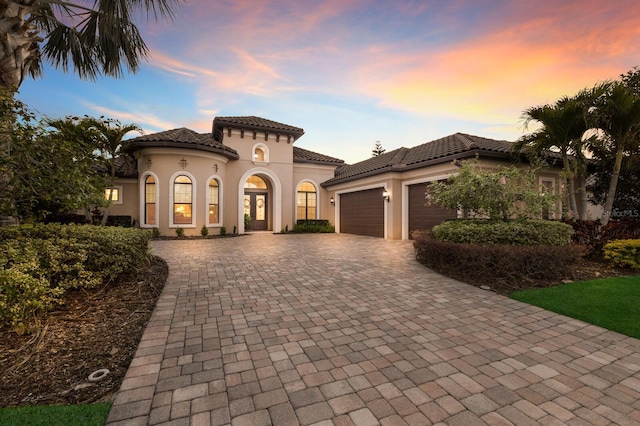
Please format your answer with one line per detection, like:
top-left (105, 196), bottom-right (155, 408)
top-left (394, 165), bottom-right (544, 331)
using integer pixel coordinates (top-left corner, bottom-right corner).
top-left (335, 183), bottom-right (388, 239)
top-left (205, 175), bottom-right (223, 227)
top-left (401, 174), bottom-right (453, 240)
top-left (252, 142), bottom-right (269, 163)
top-left (294, 179), bottom-right (319, 221)
top-left (238, 168), bottom-right (282, 234)
top-left (139, 172), bottom-right (159, 228)
top-left (169, 171), bottom-right (197, 228)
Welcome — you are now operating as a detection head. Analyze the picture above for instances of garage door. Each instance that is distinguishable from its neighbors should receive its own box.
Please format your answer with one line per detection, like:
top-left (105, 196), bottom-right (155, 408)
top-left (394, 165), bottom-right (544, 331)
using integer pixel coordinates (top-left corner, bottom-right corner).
top-left (340, 188), bottom-right (384, 237)
top-left (408, 183), bottom-right (457, 237)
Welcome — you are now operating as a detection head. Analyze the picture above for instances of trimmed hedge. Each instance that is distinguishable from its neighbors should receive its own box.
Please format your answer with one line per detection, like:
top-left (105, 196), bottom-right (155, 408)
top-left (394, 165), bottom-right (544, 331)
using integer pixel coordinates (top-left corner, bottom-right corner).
top-left (414, 238), bottom-right (582, 293)
top-left (293, 219), bottom-right (335, 233)
top-left (432, 219), bottom-right (574, 246)
top-left (0, 224), bottom-right (151, 333)
top-left (604, 239), bottom-right (640, 269)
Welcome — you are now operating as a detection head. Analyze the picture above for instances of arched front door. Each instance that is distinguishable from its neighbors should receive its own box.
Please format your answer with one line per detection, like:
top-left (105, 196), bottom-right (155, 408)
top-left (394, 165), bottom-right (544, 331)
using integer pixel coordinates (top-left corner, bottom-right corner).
top-left (244, 175), bottom-right (269, 231)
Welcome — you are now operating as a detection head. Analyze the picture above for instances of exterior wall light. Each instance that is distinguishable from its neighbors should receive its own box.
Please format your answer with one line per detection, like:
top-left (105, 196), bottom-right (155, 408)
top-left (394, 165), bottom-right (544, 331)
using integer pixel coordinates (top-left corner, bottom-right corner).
top-left (330, 197), bottom-right (335, 205)
top-left (382, 189), bottom-right (390, 202)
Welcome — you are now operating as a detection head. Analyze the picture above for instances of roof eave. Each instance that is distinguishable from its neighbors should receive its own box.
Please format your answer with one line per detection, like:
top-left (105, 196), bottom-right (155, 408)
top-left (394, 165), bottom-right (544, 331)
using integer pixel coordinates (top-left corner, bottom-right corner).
top-left (124, 141), bottom-right (239, 160)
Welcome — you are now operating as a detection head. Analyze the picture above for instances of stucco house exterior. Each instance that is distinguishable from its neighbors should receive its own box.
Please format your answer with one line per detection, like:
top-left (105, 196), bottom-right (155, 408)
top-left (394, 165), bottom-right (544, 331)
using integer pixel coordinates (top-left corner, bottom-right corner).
top-left (106, 116), bottom-right (566, 240)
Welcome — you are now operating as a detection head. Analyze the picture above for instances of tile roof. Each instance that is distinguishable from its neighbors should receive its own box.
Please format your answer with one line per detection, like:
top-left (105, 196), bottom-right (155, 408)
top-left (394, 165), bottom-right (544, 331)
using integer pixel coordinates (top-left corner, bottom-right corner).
top-left (293, 146), bottom-right (344, 165)
top-left (212, 116), bottom-right (305, 142)
top-left (322, 133), bottom-right (517, 186)
top-left (123, 127), bottom-right (239, 159)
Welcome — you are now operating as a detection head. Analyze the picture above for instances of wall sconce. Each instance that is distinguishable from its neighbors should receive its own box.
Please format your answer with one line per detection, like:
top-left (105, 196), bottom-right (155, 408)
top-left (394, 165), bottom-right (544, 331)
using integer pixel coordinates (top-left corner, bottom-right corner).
top-left (330, 197), bottom-right (335, 205)
top-left (212, 163), bottom-right (218, 172)
top-left (382, 190), bottom-right (390, 202)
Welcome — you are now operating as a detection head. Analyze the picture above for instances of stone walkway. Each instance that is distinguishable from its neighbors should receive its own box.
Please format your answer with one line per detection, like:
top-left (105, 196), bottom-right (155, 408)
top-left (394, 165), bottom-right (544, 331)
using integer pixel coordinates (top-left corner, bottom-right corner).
top-left (106, 233), bottom-right (640, 425)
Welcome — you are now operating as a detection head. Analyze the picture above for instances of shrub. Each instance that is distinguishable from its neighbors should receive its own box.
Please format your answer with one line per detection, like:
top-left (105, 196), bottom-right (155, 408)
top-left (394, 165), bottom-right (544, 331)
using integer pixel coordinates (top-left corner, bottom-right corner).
top-left (604, 239), bottom-right (640, 269)
top-left (151, 227), bottom-right (160, 238)
top-left (0, 224), bottom-right (151, 332)
top-left (432, 219), bottom-right (574, 246)
top-left (200, 225), bottom-right (209, 237)
top-left (175, 227), bottom-right (184, 237)
top-left (293, 220), bottom-right (335, 233)
top-left (565, 218), bottom-right (640, 258)
top-left (220, 226), bottom-right (227, 236)
top-left (414, 237), bottom-right (582, 293)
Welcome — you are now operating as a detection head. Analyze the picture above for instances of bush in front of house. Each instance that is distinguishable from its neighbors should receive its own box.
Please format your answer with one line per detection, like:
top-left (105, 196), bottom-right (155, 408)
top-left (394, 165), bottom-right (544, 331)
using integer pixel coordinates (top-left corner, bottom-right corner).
top-left (414, 237), bottom-right (582, 293)
top-left (293, 219), bottom-right (335, 233)
top-left (604, 239), bottom-right (640, 269)
top-left (0, 224), bottom-right (151, 333)
top-left (566, 218), bottom-right (640, 258)
top-left (432, 219), bottom-right (574, 246)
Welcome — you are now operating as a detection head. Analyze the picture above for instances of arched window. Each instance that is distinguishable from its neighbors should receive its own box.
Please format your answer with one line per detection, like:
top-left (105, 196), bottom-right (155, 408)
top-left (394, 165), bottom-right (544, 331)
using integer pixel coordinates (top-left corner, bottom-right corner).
top-left (252, 143), bottom-right (269, 162)
top-left (208, 178), bottom-right (220, 224)
top-left (173, 175), bottom-right (193, 224)
top-left (297, 181), bottom-right (317, 220)
top-left (144, 175), bottom-right (156, 225)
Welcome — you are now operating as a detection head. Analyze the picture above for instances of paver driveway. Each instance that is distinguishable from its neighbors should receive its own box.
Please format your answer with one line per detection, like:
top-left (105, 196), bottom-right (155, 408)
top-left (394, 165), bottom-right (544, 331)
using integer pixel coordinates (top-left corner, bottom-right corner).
top-left (106, 233), bottom-right (640, 425)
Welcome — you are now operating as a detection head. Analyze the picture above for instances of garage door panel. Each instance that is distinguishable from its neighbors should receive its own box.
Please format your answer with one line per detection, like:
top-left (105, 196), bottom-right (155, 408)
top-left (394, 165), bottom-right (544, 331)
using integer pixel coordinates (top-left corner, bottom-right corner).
top-left (340, 188), bottom-right (384, 238)
top-left (408, 183), bottom-right (457, 236)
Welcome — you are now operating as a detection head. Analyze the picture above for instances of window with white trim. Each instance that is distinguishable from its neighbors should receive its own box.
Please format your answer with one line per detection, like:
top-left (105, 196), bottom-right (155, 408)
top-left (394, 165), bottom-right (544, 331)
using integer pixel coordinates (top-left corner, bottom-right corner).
top-left (208, 178), bottom-right (220, 224)
top-left (173, 175), bottom-right (193, 225)
top-left (144, 176), bottom-right (156, 226)
top-left (104, 186), bottom-right (123, 204)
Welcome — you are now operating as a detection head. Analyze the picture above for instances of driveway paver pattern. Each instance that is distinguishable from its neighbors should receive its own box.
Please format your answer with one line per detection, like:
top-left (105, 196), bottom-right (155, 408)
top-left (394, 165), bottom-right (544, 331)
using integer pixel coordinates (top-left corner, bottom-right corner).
top-left (106, 233), bottom-right (640, 425)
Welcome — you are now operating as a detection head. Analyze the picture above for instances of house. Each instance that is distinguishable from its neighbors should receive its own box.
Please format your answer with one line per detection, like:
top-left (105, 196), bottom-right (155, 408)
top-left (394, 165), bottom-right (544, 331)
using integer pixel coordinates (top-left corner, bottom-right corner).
top-left (107, 116), bottom-right (565, 239)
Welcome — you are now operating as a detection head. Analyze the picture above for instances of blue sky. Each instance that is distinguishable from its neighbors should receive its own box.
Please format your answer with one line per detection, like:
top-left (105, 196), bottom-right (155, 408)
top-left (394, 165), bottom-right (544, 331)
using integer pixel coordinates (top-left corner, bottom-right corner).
top-left (18, 0), bottom-right (640, 164)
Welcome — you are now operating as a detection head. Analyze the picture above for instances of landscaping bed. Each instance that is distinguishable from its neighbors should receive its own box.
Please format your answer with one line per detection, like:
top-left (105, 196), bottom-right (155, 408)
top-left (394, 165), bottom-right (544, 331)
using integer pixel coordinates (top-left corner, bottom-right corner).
top-left (0, 256), bottom-right (168, 407)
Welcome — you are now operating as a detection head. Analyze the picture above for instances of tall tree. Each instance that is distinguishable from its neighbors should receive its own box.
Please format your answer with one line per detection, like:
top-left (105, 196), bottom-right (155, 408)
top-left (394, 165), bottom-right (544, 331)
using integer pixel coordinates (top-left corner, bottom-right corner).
top-left (0, 0), bottom-right (181, 225)
top-left (515, 87), bottom-right (602, 219)
top-left (371, 141), bottom-right (386, 157)
top-left (588, 81), bottom-right (640, 225)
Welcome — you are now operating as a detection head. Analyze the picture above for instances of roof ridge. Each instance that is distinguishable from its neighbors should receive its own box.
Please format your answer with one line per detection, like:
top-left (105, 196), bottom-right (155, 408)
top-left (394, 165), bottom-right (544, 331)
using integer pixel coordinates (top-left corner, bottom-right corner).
top-left (455, 132), bottom-right (480, 149)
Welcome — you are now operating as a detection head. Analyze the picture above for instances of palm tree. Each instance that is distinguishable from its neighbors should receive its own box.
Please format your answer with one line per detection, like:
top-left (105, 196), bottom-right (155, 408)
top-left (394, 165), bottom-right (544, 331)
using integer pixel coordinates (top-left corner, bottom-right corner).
top-left (589, 81), bottom-right (640, 225)
top-left (0, 0), bottom-right (181, 225)
top-left (516, 89), bottom-right (599, 219)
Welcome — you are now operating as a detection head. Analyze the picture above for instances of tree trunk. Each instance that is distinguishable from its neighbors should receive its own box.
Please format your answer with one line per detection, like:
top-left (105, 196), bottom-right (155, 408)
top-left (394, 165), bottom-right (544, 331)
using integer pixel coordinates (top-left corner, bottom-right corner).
top-left (0, 1), bottom-right (40, 226)
top-left (0, 87), bottom-right (18, 225)
top-left (561, 154), bottom-right (578, 218)
top-left (601, 145), bottom-right (625, 226)
top-left (574, 174), bottom-right (588, 220)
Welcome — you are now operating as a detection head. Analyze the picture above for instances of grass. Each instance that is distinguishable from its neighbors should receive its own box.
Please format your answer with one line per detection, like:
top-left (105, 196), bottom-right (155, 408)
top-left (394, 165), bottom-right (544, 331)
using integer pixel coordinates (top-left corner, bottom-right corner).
top-left (0, 403), bottom-right (111, 426)
top-left (510, 275), bottom-right (640, 339)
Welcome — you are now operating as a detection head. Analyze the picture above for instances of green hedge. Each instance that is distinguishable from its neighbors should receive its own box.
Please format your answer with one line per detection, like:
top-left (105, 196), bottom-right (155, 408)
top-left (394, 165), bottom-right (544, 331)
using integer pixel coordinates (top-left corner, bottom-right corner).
top-left (604, 239), bottom-right (640, 269)
top-left (432, 219), bottom-right (574, 246)
top-left (293, 220), bottom-right (335, 233)
top-left (0, 224), bottom-right (151, 333)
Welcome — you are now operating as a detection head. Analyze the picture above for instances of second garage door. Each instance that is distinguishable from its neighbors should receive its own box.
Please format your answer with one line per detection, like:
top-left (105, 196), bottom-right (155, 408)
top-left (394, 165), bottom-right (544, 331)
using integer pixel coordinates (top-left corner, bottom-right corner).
top-left (340, 188), bottom-right (384, 238)
top-left (408, 182), bottom-right (457, 237)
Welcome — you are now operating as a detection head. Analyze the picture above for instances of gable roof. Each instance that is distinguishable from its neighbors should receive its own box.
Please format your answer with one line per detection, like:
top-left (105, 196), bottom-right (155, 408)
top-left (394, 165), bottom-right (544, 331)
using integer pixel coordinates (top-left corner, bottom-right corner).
top-left (212, 116), bottom-right (305, 143)
top-left (322, 133), bottom-right (518, 187)
top-left (123, 127), bottom-right (239, 159)
top-left (293, 146), bottom-right (345, 165)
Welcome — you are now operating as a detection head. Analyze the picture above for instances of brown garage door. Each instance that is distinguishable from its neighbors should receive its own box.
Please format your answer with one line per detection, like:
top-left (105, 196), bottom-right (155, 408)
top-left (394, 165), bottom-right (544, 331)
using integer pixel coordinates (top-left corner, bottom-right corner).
top-left (408, 182), bottom-right (457, 237)
top-left (340, 188), bottom-right (384, 238)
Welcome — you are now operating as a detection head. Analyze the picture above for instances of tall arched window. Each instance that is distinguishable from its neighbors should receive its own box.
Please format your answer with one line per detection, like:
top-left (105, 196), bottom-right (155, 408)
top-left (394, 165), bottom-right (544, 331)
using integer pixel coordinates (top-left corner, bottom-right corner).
top-left (144, 175), bottom-right (156, 225)
top-left (297, 182), bottom-right (317, 220)
top-left (208, 178), bottom-right (220, 224)
top-left (173, 175), bottom-right (193, 224)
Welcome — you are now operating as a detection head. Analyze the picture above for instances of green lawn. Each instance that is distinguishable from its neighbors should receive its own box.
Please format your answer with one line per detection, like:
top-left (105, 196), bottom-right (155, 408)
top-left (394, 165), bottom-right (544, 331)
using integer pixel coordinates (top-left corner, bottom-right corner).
top-left (0, 403), bottom-right (110, 426)
top-left (510, 275), bottom-right (640, 339)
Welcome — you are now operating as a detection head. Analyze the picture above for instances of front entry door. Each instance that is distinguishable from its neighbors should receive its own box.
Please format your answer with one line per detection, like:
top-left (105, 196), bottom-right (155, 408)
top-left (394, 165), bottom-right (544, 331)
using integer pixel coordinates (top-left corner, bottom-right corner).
top-left (244, 192), bottom-right (268, 231)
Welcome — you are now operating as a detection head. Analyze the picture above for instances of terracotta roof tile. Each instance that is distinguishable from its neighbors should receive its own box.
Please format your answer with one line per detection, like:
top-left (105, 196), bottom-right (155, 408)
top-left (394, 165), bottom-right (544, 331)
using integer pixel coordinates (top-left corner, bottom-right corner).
top-left (123, 127), bottom-right (239, 159)
top-left (212, 116), bottom-right (304, 141)
top-left (293, 146), bottom-right (344, 165)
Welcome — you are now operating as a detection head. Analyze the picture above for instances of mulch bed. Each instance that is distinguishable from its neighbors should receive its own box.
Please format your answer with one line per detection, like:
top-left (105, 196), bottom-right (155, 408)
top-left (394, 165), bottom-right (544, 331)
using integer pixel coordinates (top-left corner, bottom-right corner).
top-left (0, 256), bottom-right (168, 407)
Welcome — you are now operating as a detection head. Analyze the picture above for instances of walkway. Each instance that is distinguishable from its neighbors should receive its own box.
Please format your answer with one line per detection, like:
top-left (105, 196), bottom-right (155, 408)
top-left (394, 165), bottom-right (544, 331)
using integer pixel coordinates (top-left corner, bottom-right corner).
top-left (106, 233), bottom-right (640, 425)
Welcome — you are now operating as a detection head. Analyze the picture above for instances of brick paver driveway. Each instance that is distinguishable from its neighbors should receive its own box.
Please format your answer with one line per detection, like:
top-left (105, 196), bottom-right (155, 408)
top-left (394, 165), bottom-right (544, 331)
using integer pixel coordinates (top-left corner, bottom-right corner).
top-left (107, 233), bottom-right (640, 425)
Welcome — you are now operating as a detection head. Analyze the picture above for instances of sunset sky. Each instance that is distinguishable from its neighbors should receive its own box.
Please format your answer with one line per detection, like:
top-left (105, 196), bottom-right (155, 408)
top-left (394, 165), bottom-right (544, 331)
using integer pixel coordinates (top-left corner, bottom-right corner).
top-left (18, 0), bottom-right (640, 164)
